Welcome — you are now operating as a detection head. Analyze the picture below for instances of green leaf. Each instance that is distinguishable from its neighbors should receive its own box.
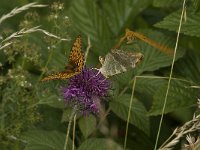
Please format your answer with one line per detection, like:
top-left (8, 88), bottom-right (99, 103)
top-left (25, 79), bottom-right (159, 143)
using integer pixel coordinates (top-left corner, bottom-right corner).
top-left (78, 138), bottom-right (121, 150)
top-left (153, 0), bottom-right (180, 8)
top-left (154, 8), bottom-right (200, 37)
top-left (48, 50), bottom-right (66, 71)
top-left (149, 79), bottom-right (199, 115)
top-left (192, 0), bottom-right (200, 12)
top-left (23, 130), bottom-right (72, 150)
top-left (61, 108), bottom-right (73, 123)
top-left (111, 69), bottom-right (135, 88)
top-left (78, 115), bottom-right (97, 139)
top-left (110, 94), bottom-right (149, 134)
top-left (113, 74), bottom-right (167, 100)
top-left (135, 76), bottom-right (167, 96)
top-left (68, 0), bottom-right (111, 53)
top-left (68, 0), bottom-right (151, 54)
top-left (122, 29), bottom-right (185, 73)
top-left (102, 0), bottom-right (151, 35)
top-left (175, 50), bottom-right (200, 83)
top-left (38, 93), bottom-right (65, 109)
top-left (36, 84), bottom-right (65, 109)
top-left (0, 51), bottom-right (6, 64)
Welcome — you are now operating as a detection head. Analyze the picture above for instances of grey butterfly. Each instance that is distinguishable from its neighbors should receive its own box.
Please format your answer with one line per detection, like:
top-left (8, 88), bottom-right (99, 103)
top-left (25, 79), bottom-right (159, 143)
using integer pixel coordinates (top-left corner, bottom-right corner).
top-left (99, 49), bottom-right (143, 77)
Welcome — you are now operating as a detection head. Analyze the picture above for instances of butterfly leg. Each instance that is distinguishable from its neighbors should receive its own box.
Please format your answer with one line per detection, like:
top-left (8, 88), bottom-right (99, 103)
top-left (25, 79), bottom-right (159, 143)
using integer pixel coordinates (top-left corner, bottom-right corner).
top-left (88, 68), bottom-right (103, 81)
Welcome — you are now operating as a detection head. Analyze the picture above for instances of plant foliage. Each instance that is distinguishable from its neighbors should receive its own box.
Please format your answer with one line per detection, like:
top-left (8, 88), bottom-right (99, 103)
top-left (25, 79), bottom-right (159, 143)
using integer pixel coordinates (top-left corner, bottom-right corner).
top-left (0, 0), bottom-right (200, 150)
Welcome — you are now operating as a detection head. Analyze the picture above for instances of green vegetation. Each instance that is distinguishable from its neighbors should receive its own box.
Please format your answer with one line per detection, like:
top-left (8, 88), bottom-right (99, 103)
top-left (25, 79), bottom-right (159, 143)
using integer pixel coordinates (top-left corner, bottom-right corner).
top-left (0, 0), bottom-right (200, 150)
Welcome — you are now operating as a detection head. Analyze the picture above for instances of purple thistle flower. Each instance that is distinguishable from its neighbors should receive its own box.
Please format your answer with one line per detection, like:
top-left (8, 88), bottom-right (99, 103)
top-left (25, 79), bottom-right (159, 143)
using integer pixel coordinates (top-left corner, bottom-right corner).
top-left (62, 68), bottom-right (110, 115)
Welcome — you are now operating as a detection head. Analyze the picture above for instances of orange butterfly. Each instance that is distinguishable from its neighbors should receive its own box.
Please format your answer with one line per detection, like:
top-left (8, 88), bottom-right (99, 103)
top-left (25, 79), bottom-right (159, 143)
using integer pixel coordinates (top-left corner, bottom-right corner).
top-left (42, 36), bottom-right (84, 81)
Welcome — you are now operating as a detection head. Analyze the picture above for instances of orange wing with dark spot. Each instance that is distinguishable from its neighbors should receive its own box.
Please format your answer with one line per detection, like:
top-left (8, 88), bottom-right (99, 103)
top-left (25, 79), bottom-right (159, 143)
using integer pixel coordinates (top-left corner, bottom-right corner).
top-left (42, 36), bottom-right (84, 81)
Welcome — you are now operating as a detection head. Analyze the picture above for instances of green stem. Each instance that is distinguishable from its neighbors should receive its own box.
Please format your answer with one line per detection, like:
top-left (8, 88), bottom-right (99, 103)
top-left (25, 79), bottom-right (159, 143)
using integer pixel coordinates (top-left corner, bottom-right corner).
top-left (63, 107), bottom-right (76, 150)
top-left (154, 0), bottom-right (186, 149)
top-left (37, 49), bottom-right (53, 83)
top-left (72, 114), bottom-right (77, 150)
top-left (124, 77), bottom-right (136, 150)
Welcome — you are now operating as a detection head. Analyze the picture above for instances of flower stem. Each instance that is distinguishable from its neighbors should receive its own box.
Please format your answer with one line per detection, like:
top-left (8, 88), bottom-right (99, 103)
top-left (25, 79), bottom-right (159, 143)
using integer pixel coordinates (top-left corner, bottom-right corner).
top-left (124, 76), bottom-right (136, 150)
top-left (63, 107), bottom-right (76, 150)
top-left (72, 114), bottom-right (77, 150)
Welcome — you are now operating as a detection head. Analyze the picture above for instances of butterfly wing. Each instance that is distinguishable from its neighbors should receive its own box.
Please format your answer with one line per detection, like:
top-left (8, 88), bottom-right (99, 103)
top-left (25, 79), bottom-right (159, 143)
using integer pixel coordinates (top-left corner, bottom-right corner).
top-left (99, 49), bottom-right (143, 77)
top-left (111, 49), bottom-right (143, 68)
top-left (42, 36), bottom-right (84, 81)
top-left (66, 35), bottom-right (84, 72)
top-left (41, 72), bottom-right (80, 81)
top-left (99, 53), bottom-right (127, 77)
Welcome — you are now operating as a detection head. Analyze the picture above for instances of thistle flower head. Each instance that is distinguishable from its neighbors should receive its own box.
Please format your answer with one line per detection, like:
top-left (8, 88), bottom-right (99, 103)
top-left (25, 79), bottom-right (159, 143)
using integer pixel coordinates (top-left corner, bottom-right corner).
top-left (63, 68), bottom-right (110, 115)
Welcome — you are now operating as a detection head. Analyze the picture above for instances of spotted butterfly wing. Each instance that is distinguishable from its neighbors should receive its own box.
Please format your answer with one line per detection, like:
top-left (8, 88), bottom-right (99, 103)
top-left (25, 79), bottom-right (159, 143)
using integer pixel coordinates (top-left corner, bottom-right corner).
top-left (99, 49), bottom-right (143, 77)
top-left (42, 36), bottom-right (84, 81)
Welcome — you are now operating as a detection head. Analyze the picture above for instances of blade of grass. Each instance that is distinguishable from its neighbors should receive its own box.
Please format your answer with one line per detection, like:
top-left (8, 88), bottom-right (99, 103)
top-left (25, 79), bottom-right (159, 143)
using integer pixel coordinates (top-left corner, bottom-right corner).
top-left (123, 76), bottom-right (136, 150)
top-left (63, 107), bottom-right (76, 150)
top-left (72, 114), bottom-right (77, 150)
top-left (154, 0), bottom-right (186, 149)
top-left (0, 2), bottom-right (47, 25)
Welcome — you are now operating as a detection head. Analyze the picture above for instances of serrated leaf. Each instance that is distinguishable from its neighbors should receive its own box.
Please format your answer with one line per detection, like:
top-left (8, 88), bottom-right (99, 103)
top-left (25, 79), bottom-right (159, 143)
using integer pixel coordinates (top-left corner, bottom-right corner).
top-left (102, 0), bottom-right (151, 35)
top-left (155, 8), bottom-right (200, 37)
top-left (114, 74), bottom-right (167, 99)
top-left (68, 0), bottom-right (111, 53)
top-left (112, 69), bottom-right (134, 87)
top-left (149, 79), bottom-right (199, 115)
top-left (78, 115), bottom-right (96, 139)
top-left (110, 94), bottom-right (149, 134)
top-left (78, 138), bottom-right (121, 150)
top-left (122, 29), bottom-right (185, 73)
top-left (23, 130), bottom-right (72, 150)
top-left (135, 76), bottom-right (167, 96)
top-left (175, 50), bottom-right (200, 83)
top-left (68, 0), bottom-right (151, 54)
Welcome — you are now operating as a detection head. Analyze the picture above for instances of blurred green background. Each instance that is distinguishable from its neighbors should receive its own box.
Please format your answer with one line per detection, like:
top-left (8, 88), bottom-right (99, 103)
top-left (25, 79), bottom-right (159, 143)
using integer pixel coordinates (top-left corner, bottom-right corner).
top-left (0, 0), bottom-right (200, 150)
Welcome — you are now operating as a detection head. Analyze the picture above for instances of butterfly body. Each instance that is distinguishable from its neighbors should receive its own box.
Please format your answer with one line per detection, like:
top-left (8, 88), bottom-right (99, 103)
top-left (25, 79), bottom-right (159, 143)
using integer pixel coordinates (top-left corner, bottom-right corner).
top-left (99, 49), bottom-right (143, 77)
top-left (42, 36), bottom-right (84, 81)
